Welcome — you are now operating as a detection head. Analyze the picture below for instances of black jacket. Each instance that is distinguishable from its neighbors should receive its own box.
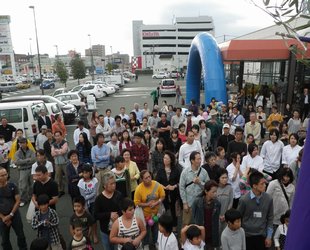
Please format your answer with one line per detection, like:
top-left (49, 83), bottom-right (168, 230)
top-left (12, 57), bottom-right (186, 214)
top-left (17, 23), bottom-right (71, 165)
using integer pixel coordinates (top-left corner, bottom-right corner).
top-left (38, 115), bottom-right (52, 130)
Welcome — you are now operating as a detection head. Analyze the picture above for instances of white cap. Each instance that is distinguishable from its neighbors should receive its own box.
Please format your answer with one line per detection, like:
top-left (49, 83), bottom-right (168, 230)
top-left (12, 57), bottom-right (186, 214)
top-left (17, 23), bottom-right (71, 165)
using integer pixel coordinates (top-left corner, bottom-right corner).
top-left (223, 123), bottom-right (230, 129)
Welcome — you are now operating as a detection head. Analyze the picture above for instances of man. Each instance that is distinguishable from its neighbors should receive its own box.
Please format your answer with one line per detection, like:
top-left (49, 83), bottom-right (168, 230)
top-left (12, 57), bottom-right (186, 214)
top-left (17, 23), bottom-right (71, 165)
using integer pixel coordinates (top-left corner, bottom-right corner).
top-left (119, 107), bottom-right (129, 121)
top-left (142, 102), bottom-right (151, 118)
top-left (148, 109), bottom-right (160, 131)
top-left (0, 167), bottom-right (27, 250)
top-left (132, 103), bottom-right (144, 123)
top-left (96, 114), bottom-right (112, 142)
top-left (300, 87), bottom-right (310, 120)
top-left (171, 107), bottom-right (185, 129)
top-left (14, 137), bottom-right (36, 207)
top-left (91, 133), bottom-right (110, 194)
top-left (227, 127), bottom-right (247, 161)
top-left (104, 109), bottom-right (115, 127)
top-left (31, 149), bottom-right (54, 180)
top-left (51, 131), bottom-right (68, 198)
top-left (244, 112), bottom-right (261, 145)
top-left (179, 151), bottom-right (209, 226)
top-left (178, 130), bottom-right (204, 168)
top-left (230, 106), bottom-right (245, 130)
top-left (157, 112), bottom-right (171, 144)
top-left (52, 114), bottom-right (67, 138)
top-left (265, 105), bottom-right (283, 131)
top-left (35, 125), bottom-right (48, 150)
top-left (217, 123), bottom-right (235, 152)
top-left (206, 109), bottom-right (223, 150)
top-left (111, 115), bottom-right (126, 135)
top-left (73, 120), bottom-right (90, 146)
top-left (183, 111), bottom-right (196, 133)
top-left (130, 132), bottom-right (149, 171)
top-left (32, 165), bottom-right (58, 210)
top-left (0, 117), bottom-right (16, 147)
top-left (238, 171), bottom-right (273, 250)
top-left (217, 104), bottom-right (229, 124)
top-left (37, 109), bottom-right (52, 131)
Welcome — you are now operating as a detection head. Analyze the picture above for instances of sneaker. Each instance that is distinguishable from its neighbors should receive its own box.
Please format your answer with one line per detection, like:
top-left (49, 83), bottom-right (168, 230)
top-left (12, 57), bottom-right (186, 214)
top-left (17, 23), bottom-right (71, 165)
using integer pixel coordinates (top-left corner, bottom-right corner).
top-left (19, 202), bottom-right (25, 207)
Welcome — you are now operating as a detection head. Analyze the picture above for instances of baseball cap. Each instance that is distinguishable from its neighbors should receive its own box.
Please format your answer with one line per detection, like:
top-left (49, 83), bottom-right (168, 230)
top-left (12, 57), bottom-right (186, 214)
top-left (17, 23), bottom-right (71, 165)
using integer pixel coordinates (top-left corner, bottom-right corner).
top-left (223, 123), bottom-right (230, 129)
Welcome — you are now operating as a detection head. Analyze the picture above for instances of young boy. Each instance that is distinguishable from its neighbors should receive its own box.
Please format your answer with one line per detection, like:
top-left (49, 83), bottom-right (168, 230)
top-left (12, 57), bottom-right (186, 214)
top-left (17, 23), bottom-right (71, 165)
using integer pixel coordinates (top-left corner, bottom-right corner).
top-left (157, 213), bottom-right (178, 250)
top-left (31, 194), bottom-right (63, 249)
top-left (69, 196), bottom-right (97, 243)
top-left (221, 208), bottom-right (246, 250)
top-left (181, 224), bottom-right (205, 250)
top-left (68, 220), bottom-right (93, 250)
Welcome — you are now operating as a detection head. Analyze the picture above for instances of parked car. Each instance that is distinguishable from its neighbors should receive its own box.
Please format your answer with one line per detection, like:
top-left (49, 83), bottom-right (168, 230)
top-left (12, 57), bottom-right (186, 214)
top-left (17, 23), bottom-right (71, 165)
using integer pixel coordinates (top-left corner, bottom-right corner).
top-left (123, 71), bottom-right (136, 79)
top-left (170, 71), bottom-right (179, 78)
top-left (16, 82), bottom-right (31, 89)
top-left (1, 95), bottom-right (77, 124)
top-left (159, 79), bottom-right (177, 96)
top-left (79, 84), bottom-right (104, 100)
top-left (94, 80), bottom-right (119, 92)
top-left (152, 72), bottom-right (169, 79)
top-left (97, 84), bottom-right (116, 95)
top-left (69, 85), bottom-right (84, 93)
top-left (32, 78), bottom-right (42, 85)
top-left (0, 82), bottom-right (17, 93)
top-left (54, 92), bottom-right (85, 111)
top-left (40, 79), bottom-right (55, 89)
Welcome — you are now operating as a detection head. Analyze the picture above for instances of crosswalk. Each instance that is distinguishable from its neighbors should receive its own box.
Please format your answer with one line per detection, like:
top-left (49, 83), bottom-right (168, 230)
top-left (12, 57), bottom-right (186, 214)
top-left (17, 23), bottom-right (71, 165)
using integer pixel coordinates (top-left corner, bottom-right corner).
top-left (1, 88), bottom-right (35, 97)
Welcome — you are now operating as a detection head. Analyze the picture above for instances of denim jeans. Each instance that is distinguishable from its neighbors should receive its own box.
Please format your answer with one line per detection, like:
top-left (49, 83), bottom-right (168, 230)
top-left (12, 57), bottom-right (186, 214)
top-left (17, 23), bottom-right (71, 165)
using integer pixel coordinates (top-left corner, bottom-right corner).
top-left (0, 210), bottom-right (27, 250)
top-left (143, 222), bottom-right (158, 247)
top-left (100, 231), bottom-right (115, 250)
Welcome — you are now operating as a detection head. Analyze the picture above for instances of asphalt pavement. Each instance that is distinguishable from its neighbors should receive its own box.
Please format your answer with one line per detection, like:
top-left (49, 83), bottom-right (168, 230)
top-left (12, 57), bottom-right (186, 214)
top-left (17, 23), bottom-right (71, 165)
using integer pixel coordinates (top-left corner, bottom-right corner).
top-left (7, 75), bottom-right (190, 249)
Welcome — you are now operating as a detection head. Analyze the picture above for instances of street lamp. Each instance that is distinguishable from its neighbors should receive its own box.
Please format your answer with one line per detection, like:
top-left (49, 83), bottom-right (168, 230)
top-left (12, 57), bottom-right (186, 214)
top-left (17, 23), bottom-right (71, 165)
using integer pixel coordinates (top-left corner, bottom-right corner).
top-left (29, 38), bottom-right (35, 77)
top-left (29, 5), bottom-right (44, 95)
top-left (88, 34), bottom-right (95, 80)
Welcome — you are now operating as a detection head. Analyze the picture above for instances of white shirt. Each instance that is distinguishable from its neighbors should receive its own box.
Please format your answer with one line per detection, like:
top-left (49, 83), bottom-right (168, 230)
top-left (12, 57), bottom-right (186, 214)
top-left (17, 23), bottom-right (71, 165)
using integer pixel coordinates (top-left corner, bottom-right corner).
top-left (157, 232), bottom-right (178, 250)
top-left (227, 162), bottom-right (241, 199)
top-left (73, 127), bottom-right (90, 145)
top-left (183, 239), bottom-right (205, 250)
top-left (260, 140), bottom-right (284, 173)
top-left (96, 123), bottom-right (112, 141)
top-left (282, 144), bottom-right (302, 166)
top-left (274, 224), bottom-right (288, 248)
top-left (241, 154), bottom-right (264, 173)
top-left (31, 161), bottom-right (53, 175)
top-left (119, 113), bottom-right (130, 121)
top-left (178, 141), bottom-right (204, 168)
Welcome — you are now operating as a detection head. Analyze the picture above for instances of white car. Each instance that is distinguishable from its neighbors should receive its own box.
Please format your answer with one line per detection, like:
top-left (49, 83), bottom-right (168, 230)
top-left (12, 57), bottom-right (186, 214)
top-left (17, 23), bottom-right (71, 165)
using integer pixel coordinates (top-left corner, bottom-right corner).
top-left (69, 85), bottom-right (84, 93)
top-left (52, 88), bottom-right (67, 97)
top-left (152, 72), bottom-right (169, 79)
top-left (54, 92), bottom-right (85, 110)
top-left (96, 80), bottom-right (119, 92)
top-left (97, 84), bottom-right (116, 95)
top-left (79, 84), bottom-right (104, 100)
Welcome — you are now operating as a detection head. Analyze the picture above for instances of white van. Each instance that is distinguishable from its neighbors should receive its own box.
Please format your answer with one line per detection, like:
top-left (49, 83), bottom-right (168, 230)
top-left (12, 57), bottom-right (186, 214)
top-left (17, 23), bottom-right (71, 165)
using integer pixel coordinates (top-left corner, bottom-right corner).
top-left (101, 75), bottom-right (124, 87)
top-left (0, 82), bottom-right (17, 93)
top-left (0, 100), bottom-right (49, 143)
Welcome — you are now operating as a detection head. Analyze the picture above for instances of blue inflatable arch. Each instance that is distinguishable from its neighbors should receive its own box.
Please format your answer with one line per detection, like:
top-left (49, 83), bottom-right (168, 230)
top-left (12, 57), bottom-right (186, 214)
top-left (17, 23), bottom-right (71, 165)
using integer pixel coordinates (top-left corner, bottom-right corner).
top-left (186, 32), bottom-right (227, 105)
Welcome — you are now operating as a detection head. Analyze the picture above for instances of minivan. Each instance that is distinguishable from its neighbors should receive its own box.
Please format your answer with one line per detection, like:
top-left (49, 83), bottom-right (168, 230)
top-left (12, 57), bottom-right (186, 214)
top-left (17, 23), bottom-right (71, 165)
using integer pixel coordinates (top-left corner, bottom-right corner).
top-left (0, 82), bottom-right (17, 93)
top-left (0, 101), bottom-right (49, 143)
top-left (159, 79), bottom-right (176, 96)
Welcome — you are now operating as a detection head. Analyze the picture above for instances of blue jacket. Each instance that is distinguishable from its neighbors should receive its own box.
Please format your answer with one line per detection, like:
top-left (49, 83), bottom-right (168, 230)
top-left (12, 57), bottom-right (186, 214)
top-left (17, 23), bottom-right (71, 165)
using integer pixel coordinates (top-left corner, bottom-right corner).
top-left (192, 196), bottom-right (221, 247)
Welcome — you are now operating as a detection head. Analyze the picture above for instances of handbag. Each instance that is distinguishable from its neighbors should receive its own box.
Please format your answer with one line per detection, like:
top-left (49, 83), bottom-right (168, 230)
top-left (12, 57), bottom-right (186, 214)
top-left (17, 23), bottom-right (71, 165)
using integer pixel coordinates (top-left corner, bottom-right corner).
top-left (134, 206), bottom-right (146, 226)
top-left (278, 180), bottom-right (290, 207)
top-left (26, 199), bottom-right (35, 223)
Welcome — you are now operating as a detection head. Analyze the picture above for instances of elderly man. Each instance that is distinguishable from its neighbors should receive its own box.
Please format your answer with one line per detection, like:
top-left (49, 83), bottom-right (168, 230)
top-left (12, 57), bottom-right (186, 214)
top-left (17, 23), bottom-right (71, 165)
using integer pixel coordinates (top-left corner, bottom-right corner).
top-left (132, 103), bottom-right (144, 123)
top-left (35, 125), bottom-right (48, 150)
top-left (244, 112), bottom-right (261, 145)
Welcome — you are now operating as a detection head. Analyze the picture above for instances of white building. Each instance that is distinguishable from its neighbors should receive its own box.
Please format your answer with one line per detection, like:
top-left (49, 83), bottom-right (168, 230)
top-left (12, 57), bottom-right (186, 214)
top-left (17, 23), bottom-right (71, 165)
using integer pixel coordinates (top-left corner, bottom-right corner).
top-left (132, 16), bottom-right (215, 73)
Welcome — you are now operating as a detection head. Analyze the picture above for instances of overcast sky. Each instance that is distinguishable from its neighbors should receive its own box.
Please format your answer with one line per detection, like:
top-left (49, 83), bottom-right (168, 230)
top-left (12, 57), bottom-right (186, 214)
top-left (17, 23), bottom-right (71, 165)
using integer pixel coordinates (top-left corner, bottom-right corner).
top-left (2, 0), bottom-right (275, 57)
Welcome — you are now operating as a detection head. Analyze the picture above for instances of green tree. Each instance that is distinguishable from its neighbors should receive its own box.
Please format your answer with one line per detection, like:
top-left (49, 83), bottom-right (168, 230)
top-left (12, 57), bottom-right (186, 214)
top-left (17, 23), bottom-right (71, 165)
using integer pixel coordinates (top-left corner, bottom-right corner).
top-left (54, 60), bottom-right (68, 87)
top-left (70, 54), bottom-right (86, 84)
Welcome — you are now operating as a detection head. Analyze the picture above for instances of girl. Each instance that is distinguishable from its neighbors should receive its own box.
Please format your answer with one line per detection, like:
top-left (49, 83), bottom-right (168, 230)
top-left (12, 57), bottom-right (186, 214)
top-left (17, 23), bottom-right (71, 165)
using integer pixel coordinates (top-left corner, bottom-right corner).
top-left (151, 138), bottom-right (165, 176)
top-left (111, 155), bottom-right (131, 198)
top-left (128, 112), bottom-right (140, 132)
top-left (191, 124), bottom-right (201, 142)
top-left (178, 123), bottom-right (187, 143)
top-left (282, 133), bottom-right (302, 168)
top-left (167, 129), bottom-right (182, 156)
top-left (76, 132), bottom-right (92, 164)
top-left (274, 210), bottom-right (290, 250)
top-left (138, 117), bottom-right (151, 133)
top-left (119, 130), bottom-right (133, 152)
top-left (110, 198), bottom-right (146, 250)
top-left (287, 110), bottom-right (302, 134)
top-left (157, 213), bottom-right (178, 250)
top-left (217, 168), bottom-right (233, 235)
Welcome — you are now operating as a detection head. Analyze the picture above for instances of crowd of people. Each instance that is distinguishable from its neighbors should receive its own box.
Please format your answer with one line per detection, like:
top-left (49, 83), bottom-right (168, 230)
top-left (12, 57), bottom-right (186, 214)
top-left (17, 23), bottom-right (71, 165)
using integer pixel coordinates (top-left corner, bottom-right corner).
top-left (0, 90), bottom-right (307, 250)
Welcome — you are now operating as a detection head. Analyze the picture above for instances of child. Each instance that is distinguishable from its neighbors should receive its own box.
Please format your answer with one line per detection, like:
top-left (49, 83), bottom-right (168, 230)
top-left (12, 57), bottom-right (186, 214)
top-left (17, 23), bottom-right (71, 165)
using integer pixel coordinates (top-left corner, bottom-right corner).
top-left (31, 194), bottom-right (63, 249)
top-left (181, 224), bottom-right (206, 250)
top-left (110, 198), bottom-right (146, 250)
top-left (274, 210), bottom-right (290, 250)
top-left (221, 208), bottom-right (246, 250)
top-left (70, 196), bottom-right (97, 244)
top-left (157, 213), bottom-right (178, 250)
top-left (68, 220), bottom-right (93, 250)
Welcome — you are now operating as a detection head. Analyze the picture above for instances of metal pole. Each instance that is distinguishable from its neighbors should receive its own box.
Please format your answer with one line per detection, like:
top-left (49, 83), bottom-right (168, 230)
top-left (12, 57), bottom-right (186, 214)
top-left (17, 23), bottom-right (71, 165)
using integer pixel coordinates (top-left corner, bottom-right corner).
top-left (29, 6), bottom-right (44, 95)
top-left (29, 38), bottom-right (35, 77)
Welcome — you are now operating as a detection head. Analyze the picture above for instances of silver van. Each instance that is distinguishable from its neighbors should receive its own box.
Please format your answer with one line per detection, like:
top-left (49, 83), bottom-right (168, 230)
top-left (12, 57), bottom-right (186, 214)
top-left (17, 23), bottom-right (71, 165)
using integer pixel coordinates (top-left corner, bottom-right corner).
top-left (0, 82), bottom-right (17, 93)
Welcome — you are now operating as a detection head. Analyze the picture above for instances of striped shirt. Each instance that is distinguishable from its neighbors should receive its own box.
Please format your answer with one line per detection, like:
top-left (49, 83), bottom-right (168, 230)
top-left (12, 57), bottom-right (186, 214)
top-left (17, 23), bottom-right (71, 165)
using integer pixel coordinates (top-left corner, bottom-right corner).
top-left (117, 215), bottom-right (140, 250)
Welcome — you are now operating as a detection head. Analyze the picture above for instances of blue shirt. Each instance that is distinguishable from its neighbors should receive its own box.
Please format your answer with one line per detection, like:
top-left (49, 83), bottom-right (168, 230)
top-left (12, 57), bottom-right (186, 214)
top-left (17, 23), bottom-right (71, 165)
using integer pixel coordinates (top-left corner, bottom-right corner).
top-left (91, 144), bottom-right (110, 169)
top-left (132, 109), bottom-right (144, 123)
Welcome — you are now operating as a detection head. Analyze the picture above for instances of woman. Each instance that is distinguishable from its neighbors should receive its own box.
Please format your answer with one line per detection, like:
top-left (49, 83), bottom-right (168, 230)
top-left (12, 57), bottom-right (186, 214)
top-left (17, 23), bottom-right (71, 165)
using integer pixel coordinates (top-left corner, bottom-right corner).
top-left (167, 129), bottom-right (182, 156)
top-left (138, 117), bottom-right (151, 133)
top-left (128, 112), bottom-right (140, 132)
top-left (166, 105), bottom-right (175, 123)
top-left (76, 132), bottom-right (92, 164)
top-left (66, 149), bottom-right (83, 201)
top-left (192, 180), bottom-right (221, 249)
top-left (282, 133), bottom-right (302, 168)
top-left (89, 111), bottom-right (99, 145)
top-left (215, 146), bottom-right (227, 169)
top-left (202, 151), bottom-right (222, 182)
top-left (134, 170), bottom-right (165, 249)
top-left (156, 151), bottom-right (181, 233)
top-left (199, 120), bottom-right (211, 153)
top-left (217, 168), bottom-right (233, 235)
top-left (191, 124), bottom-right (201, 142)
top-left (151, 138), bottom-right (165, 176)
top-left (243, 103), bottom-right (255, 123)
top-left (245, 134), bottom-right (255, 151)
top-left (241, 143), bottom-right (264, 173)
top-left (119, 130), bottom-right (133, 152)
top-left (111, 156), bottom-right (131, 198)
top-left (279, 121), bottom-right (289, 146)
top-left (160, 100), bottom-right (169, 114)
top-left (110, 198), bottom-right (146, 250)
top-left (175, 85), bottom-right (182, 104)
top-left (256, 105), bottom-right (266, 139)
top-left (266, 168), bottom-right (295, 227)
top-left (95, 171), bottom-right (123, 250)
top-left (79, 103), bottom-right (89, 129)
top-left (122, 149), bottom-right (140, 198)
top-left (178, 123), bottom-right (187, 143)
top-left (107, 132), bottom-right (120, 165)
top-left (226, 152), bottom-right (242, 209)
top-left (287, 110), bottom-right (302, 134)
top-left (283, 103), bottom-right (292, 123)
top-left (290, 148), bottom-right (303, 186)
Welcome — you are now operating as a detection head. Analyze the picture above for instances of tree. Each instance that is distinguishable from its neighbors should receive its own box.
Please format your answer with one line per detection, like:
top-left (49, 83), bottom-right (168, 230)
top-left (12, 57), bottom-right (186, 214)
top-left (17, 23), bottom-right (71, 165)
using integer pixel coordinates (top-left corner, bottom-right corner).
top-left (70, 54), bottom-right (86, 84)
top-left (54, 60), bottom-right (68, 87)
